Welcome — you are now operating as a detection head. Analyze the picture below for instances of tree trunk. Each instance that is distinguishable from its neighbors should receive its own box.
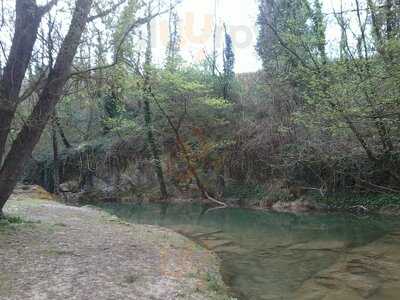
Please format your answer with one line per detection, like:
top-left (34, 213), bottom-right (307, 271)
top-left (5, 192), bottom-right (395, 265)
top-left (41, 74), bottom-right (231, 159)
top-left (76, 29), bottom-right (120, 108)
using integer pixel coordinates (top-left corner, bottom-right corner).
top-left (0, 0), bottom-right (47, 163)
top-left (143, 98), bottom-right (169, 199)
top-left (174, 133), bottom-right (208, 199)
top-left (0, 0), bottom-right (93, 215)
top-left (216, 169), bottom-right (225, 200)
top-left (55, 116), bottom-right (72, 148)
top-left (367, 0), bottom-right (383, 46)
top-left (386, 0), bottom-right (395, 38)
top-left (142, 6), bottom-right (168, 200)
top-left (52, 116), bottom-right (60, 194)
top-left (146, 86), bottom-right (211, 200)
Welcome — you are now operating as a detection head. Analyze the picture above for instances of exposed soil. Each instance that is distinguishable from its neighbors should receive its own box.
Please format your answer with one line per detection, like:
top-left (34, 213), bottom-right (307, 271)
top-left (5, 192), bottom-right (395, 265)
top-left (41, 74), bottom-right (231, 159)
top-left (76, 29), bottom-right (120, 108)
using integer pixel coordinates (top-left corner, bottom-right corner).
top-left (0, 196), bottom-right (231, 300)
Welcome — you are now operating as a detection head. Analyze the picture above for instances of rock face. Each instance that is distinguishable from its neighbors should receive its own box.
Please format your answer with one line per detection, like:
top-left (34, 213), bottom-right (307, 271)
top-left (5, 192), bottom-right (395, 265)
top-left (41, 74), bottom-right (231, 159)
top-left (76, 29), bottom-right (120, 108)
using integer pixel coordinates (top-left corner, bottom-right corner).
top-left (295, 231), bottom-right (400, 300)
top-left (60, 177), bottom-right (119, 204)
top-left (13, 184), bottom-right (56, 201)
top-left (59, 181), bottom-right (80, 193)
top-left (272, 198), bottom-right (322, 213)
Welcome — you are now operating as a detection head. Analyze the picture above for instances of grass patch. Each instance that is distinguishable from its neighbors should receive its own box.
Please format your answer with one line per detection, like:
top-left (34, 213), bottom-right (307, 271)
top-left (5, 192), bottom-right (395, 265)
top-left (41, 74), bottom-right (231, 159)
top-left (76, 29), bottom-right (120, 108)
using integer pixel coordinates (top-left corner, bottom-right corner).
top-left (204, 271), bottom-right (236, 299)
top-left (205, 272), bottom-right (226, 293)
top-left (0, 216), bottom-right (24, 227)
top-left (0, 215), bottom-right (39, 232)
top-left (4, 216), bottom-right (25, 224)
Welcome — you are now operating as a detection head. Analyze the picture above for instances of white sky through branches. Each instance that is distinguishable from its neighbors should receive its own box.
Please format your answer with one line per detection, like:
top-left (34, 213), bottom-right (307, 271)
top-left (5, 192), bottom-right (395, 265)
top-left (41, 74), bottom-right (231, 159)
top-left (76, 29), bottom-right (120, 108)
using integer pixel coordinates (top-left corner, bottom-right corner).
top-left (150, 0), bottom-right (367, 73)
top-left (0, 0), bottom-right (368, 74)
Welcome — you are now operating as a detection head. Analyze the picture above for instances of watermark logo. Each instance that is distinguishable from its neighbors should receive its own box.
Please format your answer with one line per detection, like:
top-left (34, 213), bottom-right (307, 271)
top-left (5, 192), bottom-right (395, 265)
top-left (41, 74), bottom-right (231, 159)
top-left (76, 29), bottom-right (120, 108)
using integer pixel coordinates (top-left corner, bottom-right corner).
top-left (152, 12), bottom-right (256, 62)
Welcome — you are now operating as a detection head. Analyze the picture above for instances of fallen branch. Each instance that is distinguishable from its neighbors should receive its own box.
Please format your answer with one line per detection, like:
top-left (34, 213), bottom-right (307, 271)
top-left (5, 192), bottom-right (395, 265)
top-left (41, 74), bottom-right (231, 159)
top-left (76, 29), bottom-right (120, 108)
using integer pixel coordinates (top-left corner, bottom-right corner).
top-left (205, 192), bottom-right (228, 208)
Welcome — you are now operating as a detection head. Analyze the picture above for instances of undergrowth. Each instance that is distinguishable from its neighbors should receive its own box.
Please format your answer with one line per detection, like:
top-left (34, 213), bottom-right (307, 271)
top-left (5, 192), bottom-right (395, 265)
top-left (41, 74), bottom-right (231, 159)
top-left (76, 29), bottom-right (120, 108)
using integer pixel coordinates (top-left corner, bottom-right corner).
top-left (317, 193), bottom-right (400, 210)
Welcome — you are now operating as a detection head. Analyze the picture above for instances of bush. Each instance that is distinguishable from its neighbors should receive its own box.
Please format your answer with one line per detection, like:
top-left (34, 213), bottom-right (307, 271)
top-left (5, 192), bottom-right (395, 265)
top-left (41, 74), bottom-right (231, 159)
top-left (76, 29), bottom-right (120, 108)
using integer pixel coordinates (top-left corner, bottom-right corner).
top-left (224, 182), bottom-right (267, 201)
top-left (319, 194), bottom-right (400, 210)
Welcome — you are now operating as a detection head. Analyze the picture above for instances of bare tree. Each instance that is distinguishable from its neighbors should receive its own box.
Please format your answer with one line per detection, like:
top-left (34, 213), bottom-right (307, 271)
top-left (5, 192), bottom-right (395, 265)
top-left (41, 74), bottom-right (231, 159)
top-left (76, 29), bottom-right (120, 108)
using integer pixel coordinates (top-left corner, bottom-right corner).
top-left (0, 0), bottom-right (57, 164)
top-left (0, 0), bottom-right (93, 217)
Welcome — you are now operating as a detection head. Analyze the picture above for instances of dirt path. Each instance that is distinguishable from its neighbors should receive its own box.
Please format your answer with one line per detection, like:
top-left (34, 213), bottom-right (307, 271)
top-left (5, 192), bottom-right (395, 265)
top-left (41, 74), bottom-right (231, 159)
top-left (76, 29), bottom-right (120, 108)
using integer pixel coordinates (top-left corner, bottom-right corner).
top-left (0, 198), bottom-right (231, 300)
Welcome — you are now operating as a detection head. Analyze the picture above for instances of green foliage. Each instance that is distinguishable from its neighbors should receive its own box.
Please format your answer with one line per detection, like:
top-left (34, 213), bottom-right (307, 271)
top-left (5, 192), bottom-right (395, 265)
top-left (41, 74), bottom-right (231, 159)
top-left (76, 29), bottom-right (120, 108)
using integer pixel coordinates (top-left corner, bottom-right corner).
top-left (223, 29), bottom-right (235, 80)
top-left (205, 272), bottom-right (225, 293)
top-left (257, 0), bottom-right (313, 70)
top-left (224, 183), bottom-right (267, 201)
top-left (103, 116), bottom-right (140, 135)
top-left (320, 194), bottom-right (400, 210)
top-left (0, 216), bottom-right (24, 225)
top-left (0, 216), bottom-right (36, 232)
top-left (24, 0), bottom-right (400, 204)
top-left (311, 0), bottom-right (326, 62)
top-left (201, 97), bottom-right (232, 109)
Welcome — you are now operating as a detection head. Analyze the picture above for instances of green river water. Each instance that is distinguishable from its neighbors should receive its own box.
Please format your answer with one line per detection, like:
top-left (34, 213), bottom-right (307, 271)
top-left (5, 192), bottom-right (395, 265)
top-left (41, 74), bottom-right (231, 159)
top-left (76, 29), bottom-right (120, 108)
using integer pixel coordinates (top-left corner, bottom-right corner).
top-left (95, 203), bottom-right (400, 300)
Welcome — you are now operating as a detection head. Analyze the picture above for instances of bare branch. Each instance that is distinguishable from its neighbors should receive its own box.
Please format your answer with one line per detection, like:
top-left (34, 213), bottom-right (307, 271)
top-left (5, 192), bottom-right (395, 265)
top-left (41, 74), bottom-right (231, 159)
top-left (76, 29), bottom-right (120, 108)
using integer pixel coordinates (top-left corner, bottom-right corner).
top-left (264, 21), bottom-right (314, 71)
top-left (18, 68), bottom-right (49, 103)
top-left (88, 0), bottom-right (127, 22)
top-left (70, 6), bottom-right (172, 78)
top-left (38, 0), bottom-right (59, 16)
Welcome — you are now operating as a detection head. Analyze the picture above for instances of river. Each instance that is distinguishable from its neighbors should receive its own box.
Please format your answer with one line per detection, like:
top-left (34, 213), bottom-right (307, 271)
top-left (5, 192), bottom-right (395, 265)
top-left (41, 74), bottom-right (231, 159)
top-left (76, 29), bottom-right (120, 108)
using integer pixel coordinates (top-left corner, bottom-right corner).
top-left (92, 203), bottom-right (400, 300)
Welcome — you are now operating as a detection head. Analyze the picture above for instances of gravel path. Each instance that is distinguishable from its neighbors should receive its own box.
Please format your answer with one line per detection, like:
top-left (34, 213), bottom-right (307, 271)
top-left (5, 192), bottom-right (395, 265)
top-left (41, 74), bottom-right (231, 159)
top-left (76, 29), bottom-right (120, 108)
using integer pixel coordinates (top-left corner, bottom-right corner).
top-left (1, 197), bottom-right (231, 300)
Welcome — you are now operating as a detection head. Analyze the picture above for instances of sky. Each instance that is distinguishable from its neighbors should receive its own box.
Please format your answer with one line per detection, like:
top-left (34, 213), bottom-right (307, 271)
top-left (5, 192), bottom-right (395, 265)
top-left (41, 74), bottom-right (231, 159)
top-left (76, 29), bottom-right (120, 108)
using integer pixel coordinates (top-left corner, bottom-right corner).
top-left (0, 0), bottom-right (363, 74)
top-left (177, 0), bottom-right (260, 73)
top-left (152, 0), bottom-right (260, 73)
top-left (151, 0), bottom-right (362, 73)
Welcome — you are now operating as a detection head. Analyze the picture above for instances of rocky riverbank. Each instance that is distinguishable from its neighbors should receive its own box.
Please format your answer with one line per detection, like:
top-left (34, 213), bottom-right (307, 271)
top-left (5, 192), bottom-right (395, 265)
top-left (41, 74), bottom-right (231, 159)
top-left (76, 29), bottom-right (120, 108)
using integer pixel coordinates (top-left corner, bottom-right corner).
top-left (0, 195), bottom-right (232, 300)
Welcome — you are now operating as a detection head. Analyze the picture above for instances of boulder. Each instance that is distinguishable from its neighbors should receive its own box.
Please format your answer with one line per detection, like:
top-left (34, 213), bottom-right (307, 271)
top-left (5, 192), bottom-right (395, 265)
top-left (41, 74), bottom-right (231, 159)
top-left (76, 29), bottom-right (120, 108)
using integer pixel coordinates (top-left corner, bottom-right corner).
top-left (91, 177), bottom-right (113, 193)
top-left (59, 180), bottom-right (80, 193)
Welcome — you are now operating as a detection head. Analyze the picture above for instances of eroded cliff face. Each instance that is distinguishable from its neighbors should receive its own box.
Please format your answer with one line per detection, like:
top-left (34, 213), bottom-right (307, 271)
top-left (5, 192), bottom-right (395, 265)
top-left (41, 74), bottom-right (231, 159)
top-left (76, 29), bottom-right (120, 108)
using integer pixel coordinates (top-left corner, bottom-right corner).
top-left (295, 231), bottom-right (400, 300)
top-left (25, 137), bottom-right (216, 204)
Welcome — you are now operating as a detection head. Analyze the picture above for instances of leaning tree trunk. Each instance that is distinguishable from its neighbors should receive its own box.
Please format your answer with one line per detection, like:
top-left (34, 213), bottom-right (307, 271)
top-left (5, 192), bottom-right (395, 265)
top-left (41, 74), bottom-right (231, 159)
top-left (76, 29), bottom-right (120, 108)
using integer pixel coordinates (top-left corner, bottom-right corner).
top-left (142, 8), bottom-right (169, 200)
top-left (55, 116), bottom-right (72, 149)
top-left (0, 0), bottom-right (50, 164)
top-left (0, 0), bottom-right (93, 216)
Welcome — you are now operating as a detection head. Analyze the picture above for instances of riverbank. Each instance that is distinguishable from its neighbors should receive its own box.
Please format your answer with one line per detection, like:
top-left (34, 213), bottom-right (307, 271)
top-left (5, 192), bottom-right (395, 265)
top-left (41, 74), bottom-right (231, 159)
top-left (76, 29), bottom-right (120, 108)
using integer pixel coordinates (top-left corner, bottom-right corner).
top-left (0, 196), bottom-right (232, 300)
top-left (248, 194), bottom-right (400, 215)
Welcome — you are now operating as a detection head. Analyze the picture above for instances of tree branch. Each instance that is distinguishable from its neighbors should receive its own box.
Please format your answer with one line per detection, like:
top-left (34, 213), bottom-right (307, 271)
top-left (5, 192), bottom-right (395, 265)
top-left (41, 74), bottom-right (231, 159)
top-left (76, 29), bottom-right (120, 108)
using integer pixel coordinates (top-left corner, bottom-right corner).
top-left (88, 0), bottom-right (127, 22)
top-left (38, 0), bottom-right (58, 16)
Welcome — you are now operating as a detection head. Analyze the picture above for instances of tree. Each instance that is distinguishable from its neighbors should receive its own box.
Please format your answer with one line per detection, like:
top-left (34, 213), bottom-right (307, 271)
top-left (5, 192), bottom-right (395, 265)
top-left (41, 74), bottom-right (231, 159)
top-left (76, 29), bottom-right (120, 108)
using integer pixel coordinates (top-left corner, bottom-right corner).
top-left (255, 0), bottom-right (400, 191)
top-left (165, 3), bottom-right (180, 70)
top-left (312, 0), bottom-right (327, 64)
top-left (142, 3), bottom-right (169, 200)
top-left (0, 0), bottom-right (56, 164)
top-left (256, 0), bottom-right (312, 71)
top-left (0, 0), bottom-right (94, 217)
top-left (256, 0), bottom-right (277, 69)
top-left (222, 25), bottom-right (235, 101)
